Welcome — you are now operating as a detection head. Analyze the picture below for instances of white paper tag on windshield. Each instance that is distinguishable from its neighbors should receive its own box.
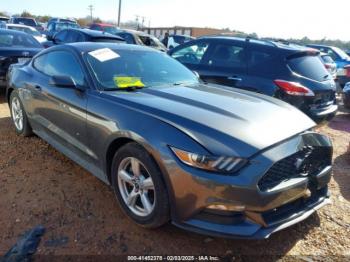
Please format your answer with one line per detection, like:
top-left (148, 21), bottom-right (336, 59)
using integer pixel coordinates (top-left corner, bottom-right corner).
top-left (88, 48), bottom-right (120, 62)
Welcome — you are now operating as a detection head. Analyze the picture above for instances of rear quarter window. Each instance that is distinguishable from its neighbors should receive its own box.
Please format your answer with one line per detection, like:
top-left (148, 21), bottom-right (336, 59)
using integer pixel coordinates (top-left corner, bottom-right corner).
top-left (321, 55), bottom-right (334, 64)
top-left (288, 55), bottom-right (330, 82)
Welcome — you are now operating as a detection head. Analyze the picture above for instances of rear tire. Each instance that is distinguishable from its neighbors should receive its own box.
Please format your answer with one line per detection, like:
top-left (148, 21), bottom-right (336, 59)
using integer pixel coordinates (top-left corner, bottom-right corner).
top-left (111, 142), bottom-right (170, 228)
top-left (9, 91), bottom-right (32, 136)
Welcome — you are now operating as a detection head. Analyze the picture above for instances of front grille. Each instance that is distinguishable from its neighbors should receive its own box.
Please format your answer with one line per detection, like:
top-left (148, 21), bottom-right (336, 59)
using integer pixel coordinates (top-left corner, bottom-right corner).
top-left (258, 146), bottom-right (332, 192)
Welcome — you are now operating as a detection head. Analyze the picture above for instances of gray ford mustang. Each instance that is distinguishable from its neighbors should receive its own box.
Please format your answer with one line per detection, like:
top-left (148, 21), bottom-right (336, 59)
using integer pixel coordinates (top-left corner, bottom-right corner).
top-left (6, 43), bottom-right (333, 239)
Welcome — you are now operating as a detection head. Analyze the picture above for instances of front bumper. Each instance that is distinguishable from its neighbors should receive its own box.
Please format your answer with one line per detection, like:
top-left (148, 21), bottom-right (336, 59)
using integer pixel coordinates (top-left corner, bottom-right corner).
top-left (164, 132), bottom-right (333, 239)
top-left (174, 188), bottom-right (330, 239)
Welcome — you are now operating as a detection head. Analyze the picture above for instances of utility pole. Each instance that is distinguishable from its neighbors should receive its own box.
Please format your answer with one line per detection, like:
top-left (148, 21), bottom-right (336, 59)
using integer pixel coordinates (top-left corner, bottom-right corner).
top-left (141, 16), bottom-right (145, 29)
top-left (135, 15), bottom-right (140, 30)
top-left (117, 0), bottom-right (122, 27)
top-left (88, 4), bottom-right (94, 23)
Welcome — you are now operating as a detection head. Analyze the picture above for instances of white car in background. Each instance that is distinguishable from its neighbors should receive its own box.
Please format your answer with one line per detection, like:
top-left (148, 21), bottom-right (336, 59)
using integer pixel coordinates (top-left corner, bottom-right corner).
top-left (6, 24), bottom-right (47, 43)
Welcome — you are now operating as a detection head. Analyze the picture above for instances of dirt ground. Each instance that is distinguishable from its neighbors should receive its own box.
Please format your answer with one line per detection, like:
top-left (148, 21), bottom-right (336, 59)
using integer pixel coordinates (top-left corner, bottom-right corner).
top-left (0, 89), bottom-right (349, 259)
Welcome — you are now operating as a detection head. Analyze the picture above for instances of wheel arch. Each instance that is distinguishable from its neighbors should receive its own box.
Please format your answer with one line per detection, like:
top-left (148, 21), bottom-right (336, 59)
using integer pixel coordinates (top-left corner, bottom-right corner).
top-left (104, 134), bottom-right (171, 190)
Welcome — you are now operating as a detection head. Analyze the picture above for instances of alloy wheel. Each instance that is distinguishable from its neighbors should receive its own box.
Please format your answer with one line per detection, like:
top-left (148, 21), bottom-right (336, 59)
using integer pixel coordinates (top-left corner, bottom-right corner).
top-left (117, 157), bottom-right (156, 217)
top-left (11, 97), bottom-right (24, 131)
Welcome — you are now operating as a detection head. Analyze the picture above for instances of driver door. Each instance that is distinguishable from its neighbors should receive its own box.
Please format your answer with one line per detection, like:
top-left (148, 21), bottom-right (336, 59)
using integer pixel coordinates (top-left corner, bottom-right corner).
top-left (28, 50), bottom-right (90, 162)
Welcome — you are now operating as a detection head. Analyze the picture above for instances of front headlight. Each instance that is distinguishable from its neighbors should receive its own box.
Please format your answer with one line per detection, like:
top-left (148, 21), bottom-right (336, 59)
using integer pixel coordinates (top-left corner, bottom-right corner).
top-left (170, 147), bottom-right (248, 174)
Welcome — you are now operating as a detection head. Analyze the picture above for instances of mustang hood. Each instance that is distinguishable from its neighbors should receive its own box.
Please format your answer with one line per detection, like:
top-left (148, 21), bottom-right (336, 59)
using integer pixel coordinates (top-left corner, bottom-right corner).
top-left (106, 84), bottom-right (315, 157)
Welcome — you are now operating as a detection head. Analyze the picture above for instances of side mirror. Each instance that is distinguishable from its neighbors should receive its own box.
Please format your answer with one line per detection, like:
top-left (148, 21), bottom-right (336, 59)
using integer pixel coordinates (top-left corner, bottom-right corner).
top-left (49, 75), bottom-right (76, 88)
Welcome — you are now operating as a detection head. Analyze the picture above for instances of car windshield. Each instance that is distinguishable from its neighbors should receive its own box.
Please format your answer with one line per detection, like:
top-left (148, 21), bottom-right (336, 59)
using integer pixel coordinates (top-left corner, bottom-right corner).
top-left (333, 47), bottom-right (349, 60)
top-left (104, 26), bottom-right (119, 35)
top-left (138, 35), bottom-right (165, 48)
top-left (15, 18), bottom-right (36, 27)
top-left (0, 31), bottom-right (42, 48)
top-left (86, 48), bottom-right (199, 90)
top-left (56, 22), bottom-right (80, 31)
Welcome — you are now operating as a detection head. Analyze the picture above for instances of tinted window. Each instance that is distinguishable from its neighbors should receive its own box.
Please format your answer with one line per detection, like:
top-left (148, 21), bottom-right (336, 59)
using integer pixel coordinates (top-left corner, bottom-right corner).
top-left (321, 55), bottom-right (334, 64)
top-left (54, 30), bottom-right (68, 43)
top-left (0, 32), bottom-right (41, 48)
top-left (171, 41), bottom-right (209, 65)
top-left (117, 33), bottom-right (134, 44)
top-left (288, 55), bottom-right (330, 81)
top-left (314, 47), bottom-right (338, 61)
top-left (63, 31), bottom-right (82, 43)
top-left (207, 43), bottom-right (246, 68)
top-left (249, 50), bottom-right (273, 67)
top-left (34, 51), bottom-right (85, 86)
top-left (14, 18), bottom-right (36, 27)
top-left (55, 22), bottom-right (80, 32)
top-left (33, 54), bottom-right (47, 73)
top-left (103, 26), bottom-right (119, 35)
top-left (173, 36), bottom-right (185, 44)
top-left (86, 49), bottom-right (198, 89)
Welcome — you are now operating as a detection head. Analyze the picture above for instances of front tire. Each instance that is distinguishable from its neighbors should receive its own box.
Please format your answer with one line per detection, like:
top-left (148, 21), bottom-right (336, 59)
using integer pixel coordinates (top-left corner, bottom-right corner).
top-left (9, 91), bottom-right (32, 136)
top-left (111, 142), bottom-right (170, 228)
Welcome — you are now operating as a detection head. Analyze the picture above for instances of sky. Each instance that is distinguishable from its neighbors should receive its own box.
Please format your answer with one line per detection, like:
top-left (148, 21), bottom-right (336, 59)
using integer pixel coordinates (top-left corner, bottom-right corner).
top-left (2, 0), bottom-right (350, 41)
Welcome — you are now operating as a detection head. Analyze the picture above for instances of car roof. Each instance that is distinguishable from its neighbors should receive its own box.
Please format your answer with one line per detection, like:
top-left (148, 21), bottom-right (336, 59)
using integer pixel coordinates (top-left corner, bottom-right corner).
top-left (58, 42), bottom-right (157, 54)
top-left (119, 29), bottom-right (150, 37)
top-left (66, 28), bottom-right (124, 39)
top-left (12, 17), bottom-right (36, 20)
top-left (6, 23), bottom-right (36, 30)
top-left (307, 44), bottom-right (337, 49)
top-left (198, 35), bottom-right (315, 52)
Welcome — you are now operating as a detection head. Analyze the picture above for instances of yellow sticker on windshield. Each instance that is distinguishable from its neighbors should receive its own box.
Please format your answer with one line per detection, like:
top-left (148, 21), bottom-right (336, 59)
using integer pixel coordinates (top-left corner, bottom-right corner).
top-left (113, 76), bottom-right (145, 89)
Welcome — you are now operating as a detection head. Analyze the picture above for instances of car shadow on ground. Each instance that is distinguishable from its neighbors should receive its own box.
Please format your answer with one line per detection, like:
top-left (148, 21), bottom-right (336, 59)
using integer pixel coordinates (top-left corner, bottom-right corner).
top-left (333, 152), bottom-right (350, 201)
top-left (328, 112), bottom-right (350, 133)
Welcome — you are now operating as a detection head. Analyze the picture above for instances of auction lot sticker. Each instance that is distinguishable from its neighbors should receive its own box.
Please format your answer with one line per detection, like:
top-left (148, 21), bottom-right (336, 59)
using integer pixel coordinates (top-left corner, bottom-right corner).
top-left (88, 48), bottom-right (120, 62)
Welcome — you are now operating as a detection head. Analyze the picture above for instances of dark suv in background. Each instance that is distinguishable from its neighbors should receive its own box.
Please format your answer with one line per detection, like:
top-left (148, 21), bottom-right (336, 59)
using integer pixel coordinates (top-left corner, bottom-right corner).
top-left (169, 36), bottom-right (337, 120)
top-left (8, 17), bottom-right (44, 32)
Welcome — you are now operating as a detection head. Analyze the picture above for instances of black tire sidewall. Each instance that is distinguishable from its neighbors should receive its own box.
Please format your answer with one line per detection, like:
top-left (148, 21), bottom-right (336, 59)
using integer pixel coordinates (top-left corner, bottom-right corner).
top-left (111, 143), bottom-right (169, 228)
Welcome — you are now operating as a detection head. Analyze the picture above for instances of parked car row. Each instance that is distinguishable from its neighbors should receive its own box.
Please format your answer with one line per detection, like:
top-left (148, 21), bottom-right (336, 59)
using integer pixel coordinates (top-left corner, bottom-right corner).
top-left (5, 42), bottom-right (333, 240)
top-left (1, 15), bottom-right (348, 240)
top-left (168, 36), bottom-right (338, 121)
top-left (0, 29), bottom-right (43, 86)
top-left (307, 44), bottom-right (350, 87)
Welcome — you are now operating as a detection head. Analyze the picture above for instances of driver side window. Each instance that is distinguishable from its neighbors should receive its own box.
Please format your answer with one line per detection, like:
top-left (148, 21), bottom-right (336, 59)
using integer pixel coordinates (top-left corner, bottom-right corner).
top-left (171, 42), bottom-right (210, 65)
top-left (33, 51), bottom-right (85, 86)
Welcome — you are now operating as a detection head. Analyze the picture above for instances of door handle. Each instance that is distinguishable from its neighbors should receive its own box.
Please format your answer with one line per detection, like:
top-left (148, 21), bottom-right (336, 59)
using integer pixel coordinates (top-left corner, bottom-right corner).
top-left (227, 76), bottom-right (242, 81)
